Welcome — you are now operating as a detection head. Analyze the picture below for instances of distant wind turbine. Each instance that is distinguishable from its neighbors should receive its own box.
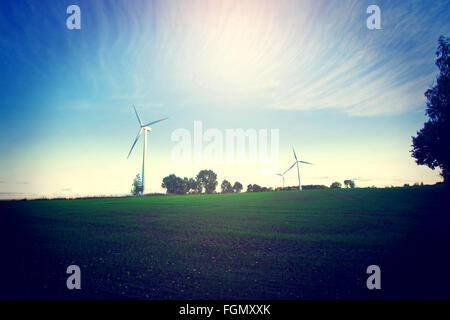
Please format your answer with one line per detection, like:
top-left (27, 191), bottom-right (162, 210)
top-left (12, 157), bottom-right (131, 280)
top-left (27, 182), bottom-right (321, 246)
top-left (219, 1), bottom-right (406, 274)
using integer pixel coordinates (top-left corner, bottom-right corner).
top-left (285, 147), bottom-right (313, 190)
top-left (276, 172), bottom-right (286, 188)
top-left (127, 106), bottom-right (168, 196)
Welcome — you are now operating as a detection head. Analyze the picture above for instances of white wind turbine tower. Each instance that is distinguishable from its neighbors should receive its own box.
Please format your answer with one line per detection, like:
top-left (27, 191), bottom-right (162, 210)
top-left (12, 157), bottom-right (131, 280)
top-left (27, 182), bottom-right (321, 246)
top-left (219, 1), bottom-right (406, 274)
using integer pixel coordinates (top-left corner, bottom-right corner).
top-left (127, 106), bottom-right (168, 196)
top-left (285, 147), bottom-right (313, 190)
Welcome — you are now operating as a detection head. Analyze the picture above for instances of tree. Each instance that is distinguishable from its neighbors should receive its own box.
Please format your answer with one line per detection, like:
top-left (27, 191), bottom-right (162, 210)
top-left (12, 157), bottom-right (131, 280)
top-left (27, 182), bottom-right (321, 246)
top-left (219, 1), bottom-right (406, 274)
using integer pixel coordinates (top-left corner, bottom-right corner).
top-left (344, 179), bottom-right (355, 188)
top-left (162, 174), bottom-right (186, 194)
top-left (131, 174), bottom-right (143, 196)
top-left (233, 181), bottom-right (243, 193)
top-left (411, 36), bottom-right (450, 183)
top-left (252, 184), bottom-right (262, 192)
top-left (196, 169), bottom-right (218, 194)
top-left (182, 177), bottom-right (190, 194)
top-left (188, 177), bottom-right (200, 194)
top-left (194, 178), bottom-right (203, 193)
top-left (246, 184), bottom-right (253, 192)
top-left (221, 180), bottom-right (233, 193)
top-left (330, 181), bottom-right (342, 189)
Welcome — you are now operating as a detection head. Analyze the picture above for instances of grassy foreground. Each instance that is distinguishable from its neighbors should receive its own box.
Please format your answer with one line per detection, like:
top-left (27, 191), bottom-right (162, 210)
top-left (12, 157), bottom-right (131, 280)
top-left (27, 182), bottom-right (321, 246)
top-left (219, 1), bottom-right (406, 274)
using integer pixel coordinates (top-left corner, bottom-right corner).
top-left (1, 186), bottom-right (449, 299)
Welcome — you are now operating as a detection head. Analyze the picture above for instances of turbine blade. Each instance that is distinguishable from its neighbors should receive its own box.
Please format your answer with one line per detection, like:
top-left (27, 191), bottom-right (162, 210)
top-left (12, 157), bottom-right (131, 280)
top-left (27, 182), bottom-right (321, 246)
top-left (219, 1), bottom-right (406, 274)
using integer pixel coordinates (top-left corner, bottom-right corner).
top-left (283, 162), bottom-right (296, 175)
top-left (292, 147), bottom-right (298, 161)
top-left (299, 161), bottom-right (313, 165)
top-left (127, 128), bottom-right (143, 158)
top-left (133, 105), bottom-right (143, 126)
top-left (143, 117), bottom-right (168, 127)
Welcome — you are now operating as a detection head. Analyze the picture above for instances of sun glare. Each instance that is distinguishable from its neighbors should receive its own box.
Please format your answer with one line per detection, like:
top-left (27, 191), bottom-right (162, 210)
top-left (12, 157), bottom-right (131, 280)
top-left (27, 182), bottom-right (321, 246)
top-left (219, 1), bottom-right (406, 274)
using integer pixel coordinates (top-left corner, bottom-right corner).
top-left (171, 1), bottom-right (290, 96)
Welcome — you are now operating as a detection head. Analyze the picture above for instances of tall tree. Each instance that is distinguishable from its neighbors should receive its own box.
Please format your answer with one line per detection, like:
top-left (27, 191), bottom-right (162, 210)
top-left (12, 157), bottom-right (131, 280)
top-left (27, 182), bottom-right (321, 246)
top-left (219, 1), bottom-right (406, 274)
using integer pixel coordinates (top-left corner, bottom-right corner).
top-left (194, 177), bottom-right (203, 193)
top-left (131, 173), bottom-right (143, 196)
top-left (344, 179), bottom-right (356, 188)
top-left (182, 177), bottom-right (190, 194)
top-left (233, 181), bottom-right (243, 193)
top-left (221, 180), bottom-right (233, 193)
top-left (411, 36), bottom-right (450, 183)
top-left (188, 177), bottom-right (199, 194)
top-left (196, 169), bottom-right (218, 194)
top-left (162, 174), bottom-right (186, 194)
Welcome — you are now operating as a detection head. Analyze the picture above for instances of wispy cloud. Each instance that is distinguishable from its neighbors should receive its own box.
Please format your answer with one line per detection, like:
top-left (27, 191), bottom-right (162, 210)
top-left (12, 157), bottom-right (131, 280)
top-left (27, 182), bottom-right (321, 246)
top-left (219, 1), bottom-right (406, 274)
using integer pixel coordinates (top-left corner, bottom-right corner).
top-left (3, 1), bottom-right (447, 116)
top-left (266, 1), bottom-right (449, 116)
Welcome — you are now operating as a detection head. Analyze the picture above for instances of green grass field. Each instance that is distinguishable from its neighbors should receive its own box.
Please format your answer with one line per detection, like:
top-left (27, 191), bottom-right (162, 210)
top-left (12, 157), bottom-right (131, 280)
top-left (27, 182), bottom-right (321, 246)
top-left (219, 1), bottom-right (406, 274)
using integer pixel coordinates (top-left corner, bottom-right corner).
top-left (1, 186), bottom-right (449, 299)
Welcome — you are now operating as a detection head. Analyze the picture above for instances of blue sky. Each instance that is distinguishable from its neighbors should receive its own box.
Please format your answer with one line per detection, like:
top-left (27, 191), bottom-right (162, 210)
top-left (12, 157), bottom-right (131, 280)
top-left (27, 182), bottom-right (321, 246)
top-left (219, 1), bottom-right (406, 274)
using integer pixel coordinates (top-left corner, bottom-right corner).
top-left (0, 0), bottom-right (449, 198)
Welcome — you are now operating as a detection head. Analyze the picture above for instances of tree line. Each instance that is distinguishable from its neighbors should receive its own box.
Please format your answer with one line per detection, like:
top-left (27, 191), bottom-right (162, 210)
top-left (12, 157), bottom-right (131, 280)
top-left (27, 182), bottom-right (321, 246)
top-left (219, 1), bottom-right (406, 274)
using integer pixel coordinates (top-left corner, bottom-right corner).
top-left (160, 170), bottom-right (289, 194)
top-left (131, 170), bottom-right (356, 196)
top-left (160, 169), bottom-right (243, 195)
top-left (274, 180), bottom-right (356, 191)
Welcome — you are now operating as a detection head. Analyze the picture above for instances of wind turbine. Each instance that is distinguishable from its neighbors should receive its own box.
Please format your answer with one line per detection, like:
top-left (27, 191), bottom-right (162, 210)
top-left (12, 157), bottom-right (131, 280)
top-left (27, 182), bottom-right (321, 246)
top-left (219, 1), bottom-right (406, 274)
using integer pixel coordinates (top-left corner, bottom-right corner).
top-left (285, 147), bottom-right (313, 190)
top-left (127, 106), bottom-right (168, 196)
